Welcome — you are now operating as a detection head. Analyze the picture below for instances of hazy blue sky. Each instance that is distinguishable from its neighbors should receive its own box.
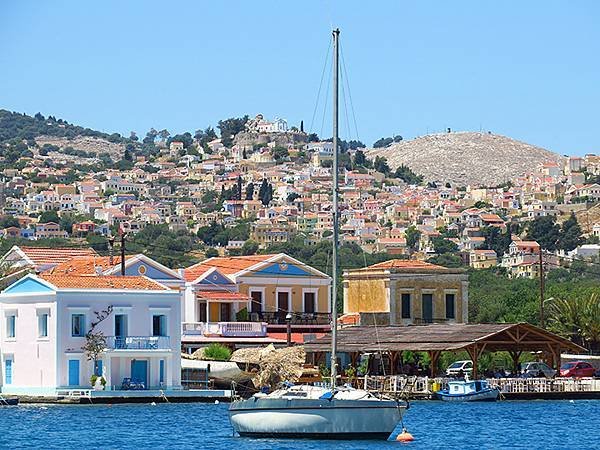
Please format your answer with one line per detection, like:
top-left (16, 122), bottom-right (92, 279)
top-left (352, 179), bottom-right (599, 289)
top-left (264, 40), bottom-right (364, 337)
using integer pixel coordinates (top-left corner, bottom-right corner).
top-left (1, 1), bottom-right (599, 155)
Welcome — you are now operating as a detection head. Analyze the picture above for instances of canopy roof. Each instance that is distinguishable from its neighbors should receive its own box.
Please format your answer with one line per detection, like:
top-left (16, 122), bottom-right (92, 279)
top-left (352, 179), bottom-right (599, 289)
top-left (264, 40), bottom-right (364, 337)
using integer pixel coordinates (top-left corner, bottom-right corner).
top-left (304, 323), bottom-right (585, 354)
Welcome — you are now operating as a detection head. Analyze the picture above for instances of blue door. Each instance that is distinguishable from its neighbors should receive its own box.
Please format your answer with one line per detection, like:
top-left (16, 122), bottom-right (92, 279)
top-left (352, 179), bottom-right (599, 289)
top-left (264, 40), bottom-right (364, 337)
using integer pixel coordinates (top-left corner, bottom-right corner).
top-left (159, 360), bottom-right (165, 385)
top-left (5, 359), bottom-right (12, 385)
top-left (68, 359), bottom-right (80, 386)
top-left (131, 360), bottom-right (148, 389)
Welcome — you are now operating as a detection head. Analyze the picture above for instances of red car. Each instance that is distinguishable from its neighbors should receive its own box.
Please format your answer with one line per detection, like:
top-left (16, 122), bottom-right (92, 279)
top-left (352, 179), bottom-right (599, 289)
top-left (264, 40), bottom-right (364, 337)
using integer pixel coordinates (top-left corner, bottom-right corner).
top-left (560, 361), bottom-right (595, 377)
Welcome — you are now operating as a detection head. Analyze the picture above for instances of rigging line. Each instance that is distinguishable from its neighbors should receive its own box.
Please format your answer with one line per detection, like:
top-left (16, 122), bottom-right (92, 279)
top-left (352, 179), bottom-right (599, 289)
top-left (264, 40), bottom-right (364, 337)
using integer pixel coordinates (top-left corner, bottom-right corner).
top-left (340, 42), bottom-right (361, 143)
top-left (319, 51), bottom-right (333, 139)
top-left (339, 60), bottom-right (352, 145)
top-left (309, 38), bottom-right (333, 135)
top-left (362, 249), bottom-right (386, 380)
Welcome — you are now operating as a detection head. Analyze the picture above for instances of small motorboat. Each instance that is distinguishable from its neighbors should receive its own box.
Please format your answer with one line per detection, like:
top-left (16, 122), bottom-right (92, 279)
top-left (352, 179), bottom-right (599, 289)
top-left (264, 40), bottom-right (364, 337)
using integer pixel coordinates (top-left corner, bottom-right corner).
top-left (436, 378), bottom-right (499, 402)
top-left (0, 396), bottom-right (19, 406)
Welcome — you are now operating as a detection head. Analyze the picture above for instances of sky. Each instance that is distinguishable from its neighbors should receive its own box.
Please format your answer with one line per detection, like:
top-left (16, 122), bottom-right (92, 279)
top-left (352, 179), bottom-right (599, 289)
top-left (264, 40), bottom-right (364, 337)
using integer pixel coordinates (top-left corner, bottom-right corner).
top-left (1, 0), bottom-right (599, 156)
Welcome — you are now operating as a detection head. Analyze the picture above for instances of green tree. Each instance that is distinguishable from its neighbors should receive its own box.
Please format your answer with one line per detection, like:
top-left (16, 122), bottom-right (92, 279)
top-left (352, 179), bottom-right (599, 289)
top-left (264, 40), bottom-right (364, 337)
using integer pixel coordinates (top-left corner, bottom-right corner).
top-left (526, 216), bottom-right (560, 251)
top-left (373, 156), bottom-right (390, 175)
top-left (405, 226), bottom-right (421, 252)
top-left (0, 216), bottom-right (19, 228)
top-left (39, 210), bottom-right (60, 224)
top-left (245, 182), bottom-right (255, 200)
top-left (272, 145), bottom-right (289, 163)
top-left (482, 226), bottom-right (511, 257)
top-left (353, 149), bottom-right (367, 167)
top-left (557, 213), bottom-right (584, 251)
top-left (258, 179), bottom-right (273, 206)
top-left (431, 236), bottom-right (458, 254)
top-left (218, 116), bottom-right (249, 147)
top-left (393, 165), bottom-right (423, 184)
top-left (205, 247), bottom-right (219, 258)
top-left (241, 240), bottom-right (259, 256)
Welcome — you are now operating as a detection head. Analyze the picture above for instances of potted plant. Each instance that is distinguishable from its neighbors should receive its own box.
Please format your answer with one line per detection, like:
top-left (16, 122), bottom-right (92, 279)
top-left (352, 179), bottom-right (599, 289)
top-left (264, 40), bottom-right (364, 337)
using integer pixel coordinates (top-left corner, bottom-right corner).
top-left (90, 374), bottom-right (98, 388)
top-left (100, 376), bottom-right (107, 390)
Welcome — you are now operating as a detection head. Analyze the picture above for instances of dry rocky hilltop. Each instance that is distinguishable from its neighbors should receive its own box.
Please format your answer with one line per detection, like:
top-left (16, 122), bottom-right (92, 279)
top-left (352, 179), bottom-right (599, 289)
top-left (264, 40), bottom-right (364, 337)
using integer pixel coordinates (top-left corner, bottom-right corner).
top-left (366, 131), bottom-right (564, 187)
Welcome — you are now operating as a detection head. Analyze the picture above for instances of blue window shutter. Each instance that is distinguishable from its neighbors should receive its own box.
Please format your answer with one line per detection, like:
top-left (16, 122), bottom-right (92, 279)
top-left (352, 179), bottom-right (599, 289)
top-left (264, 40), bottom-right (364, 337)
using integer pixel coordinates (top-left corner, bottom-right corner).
top-left (159, 360), bottom-right (165, 384)
top-left (97, 360), bottom-right (103, 377)
top-left (5, 359), bottom-right (12, 384)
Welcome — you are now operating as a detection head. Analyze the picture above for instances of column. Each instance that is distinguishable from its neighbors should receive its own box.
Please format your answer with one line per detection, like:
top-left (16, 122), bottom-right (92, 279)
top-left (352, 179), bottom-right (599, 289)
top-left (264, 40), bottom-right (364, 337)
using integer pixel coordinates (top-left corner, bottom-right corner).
top-left (105, 356), bottom-right (112, 391)
top-left (166, 355), bottom-right (174, 389)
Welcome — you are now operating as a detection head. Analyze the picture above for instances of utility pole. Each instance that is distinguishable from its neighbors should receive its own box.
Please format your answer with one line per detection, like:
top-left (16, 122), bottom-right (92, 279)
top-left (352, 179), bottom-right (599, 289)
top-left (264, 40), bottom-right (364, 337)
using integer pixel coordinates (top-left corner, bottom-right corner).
top-left (539, 248), bottom-right (545, 328)
top-left (108, 236), bottom-right (115, 266)
top-left (120, 232), bottom-right (127, 276)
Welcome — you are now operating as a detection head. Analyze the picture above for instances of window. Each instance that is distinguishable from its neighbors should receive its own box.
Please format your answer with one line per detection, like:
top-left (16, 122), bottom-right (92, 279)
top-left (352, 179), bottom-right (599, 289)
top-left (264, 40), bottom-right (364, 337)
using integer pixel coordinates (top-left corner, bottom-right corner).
top-left (6, 315), bottom-right (16, 338)
top-left (71, 314), bottom-right (85, 337)
top-left (38, 313), bottom-right (48, 338)
top-left (303, 292), bottom-right (316, 314)
top-left (401, 293), bottom-right (411, 319)
top-left (153, 315), bottom-right (167, 336)
top-left (422, 294), bottom-right (433, 323)
top-left (445, 293), bottom-right (456, 319)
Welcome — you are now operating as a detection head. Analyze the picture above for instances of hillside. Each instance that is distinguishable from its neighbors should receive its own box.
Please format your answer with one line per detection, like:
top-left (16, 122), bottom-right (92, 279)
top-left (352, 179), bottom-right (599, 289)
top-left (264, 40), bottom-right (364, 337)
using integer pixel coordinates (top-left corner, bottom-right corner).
top-left (366, 132), bottom-right (564, 186)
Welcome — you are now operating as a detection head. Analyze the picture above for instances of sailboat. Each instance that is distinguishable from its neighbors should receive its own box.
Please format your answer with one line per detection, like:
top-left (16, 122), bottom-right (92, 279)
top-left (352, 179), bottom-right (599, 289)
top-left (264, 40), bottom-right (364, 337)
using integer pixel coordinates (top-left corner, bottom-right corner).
top-left (228, 28), bottom-right (407, 440)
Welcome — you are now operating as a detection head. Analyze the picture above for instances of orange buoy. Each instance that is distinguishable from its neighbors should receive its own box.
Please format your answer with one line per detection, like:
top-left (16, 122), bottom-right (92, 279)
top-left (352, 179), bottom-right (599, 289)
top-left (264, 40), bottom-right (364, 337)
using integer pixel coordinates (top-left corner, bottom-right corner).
top-left (396, 428), bottom-right (415, 442)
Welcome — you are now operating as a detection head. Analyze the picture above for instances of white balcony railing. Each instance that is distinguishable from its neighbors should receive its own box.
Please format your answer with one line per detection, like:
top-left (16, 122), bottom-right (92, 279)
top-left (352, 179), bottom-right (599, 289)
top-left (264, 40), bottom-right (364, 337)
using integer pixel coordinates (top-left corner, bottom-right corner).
top-left (182, 322), bottom-right (267, 337)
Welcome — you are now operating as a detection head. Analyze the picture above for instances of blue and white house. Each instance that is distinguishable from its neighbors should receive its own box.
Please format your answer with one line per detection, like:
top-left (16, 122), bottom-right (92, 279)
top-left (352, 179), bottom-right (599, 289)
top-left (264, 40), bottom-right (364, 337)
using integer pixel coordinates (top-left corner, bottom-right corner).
top-left (0, 273), bottom-right (182, 396)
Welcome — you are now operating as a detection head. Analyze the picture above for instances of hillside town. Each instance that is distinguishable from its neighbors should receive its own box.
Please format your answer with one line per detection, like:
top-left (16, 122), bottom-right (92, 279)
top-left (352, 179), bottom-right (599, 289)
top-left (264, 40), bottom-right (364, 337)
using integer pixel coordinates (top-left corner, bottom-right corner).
top-left (1, 112), bottom-right (600, 279)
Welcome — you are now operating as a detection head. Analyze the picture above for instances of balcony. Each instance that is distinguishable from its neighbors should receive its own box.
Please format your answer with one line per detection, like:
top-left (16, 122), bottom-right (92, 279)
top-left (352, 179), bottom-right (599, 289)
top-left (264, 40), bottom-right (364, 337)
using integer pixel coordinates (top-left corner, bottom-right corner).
top-left (182, 322), bottom-right (267, 338)
top-left (249, 311), bottom-right (332, 326)
top-left (105, 336), bottom-right (171, 350)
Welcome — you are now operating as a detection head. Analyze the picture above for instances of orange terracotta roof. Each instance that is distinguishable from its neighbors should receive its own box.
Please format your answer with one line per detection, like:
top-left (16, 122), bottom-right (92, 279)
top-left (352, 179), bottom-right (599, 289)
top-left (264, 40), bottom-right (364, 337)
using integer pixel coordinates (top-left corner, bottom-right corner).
top-left (40, 274), bottom-right (167, 290)
top-left (184, 254), bottom-right (276, 281)
top-left (19, 246), bottom-right (98, 266)
top-left (196, 291), bottom-right (250, 301)
top-left (367, 259), bottom-right (445, 270)
top-left (49, 255), bottom-right (132, 275)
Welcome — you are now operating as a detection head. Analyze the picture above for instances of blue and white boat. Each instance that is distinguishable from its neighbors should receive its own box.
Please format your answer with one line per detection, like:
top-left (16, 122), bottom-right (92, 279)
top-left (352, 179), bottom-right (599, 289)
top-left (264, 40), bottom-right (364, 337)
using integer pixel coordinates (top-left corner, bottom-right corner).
top-left (436, 378), bottom-right (499, 402)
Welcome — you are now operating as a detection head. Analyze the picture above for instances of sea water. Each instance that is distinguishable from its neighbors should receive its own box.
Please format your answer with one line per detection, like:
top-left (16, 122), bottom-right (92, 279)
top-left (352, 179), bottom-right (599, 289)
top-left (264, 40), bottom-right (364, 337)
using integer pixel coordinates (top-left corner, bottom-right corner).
top-left (0, 400), bottom-right (598, 449)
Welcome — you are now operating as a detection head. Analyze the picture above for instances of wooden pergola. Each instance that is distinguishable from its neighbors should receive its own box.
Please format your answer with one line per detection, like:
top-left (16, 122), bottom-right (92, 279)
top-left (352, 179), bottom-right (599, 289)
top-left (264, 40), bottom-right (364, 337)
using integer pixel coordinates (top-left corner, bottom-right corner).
top-left (304, 323), bottom-right (586, 378)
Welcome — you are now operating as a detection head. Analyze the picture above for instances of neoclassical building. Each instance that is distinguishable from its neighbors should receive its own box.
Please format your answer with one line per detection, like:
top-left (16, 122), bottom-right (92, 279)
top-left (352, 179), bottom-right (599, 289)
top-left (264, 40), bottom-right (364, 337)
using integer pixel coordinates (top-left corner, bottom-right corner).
top-left (343, 260), bottom-right (469, 326)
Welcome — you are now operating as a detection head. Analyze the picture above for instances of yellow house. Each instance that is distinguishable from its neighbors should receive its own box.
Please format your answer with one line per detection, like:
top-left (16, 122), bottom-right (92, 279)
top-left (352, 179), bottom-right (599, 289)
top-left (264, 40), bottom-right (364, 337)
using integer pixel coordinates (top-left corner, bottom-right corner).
top-left (343, 259), bottom-right (469, 325)
top-left (183, 253), bottom-right (331, 326)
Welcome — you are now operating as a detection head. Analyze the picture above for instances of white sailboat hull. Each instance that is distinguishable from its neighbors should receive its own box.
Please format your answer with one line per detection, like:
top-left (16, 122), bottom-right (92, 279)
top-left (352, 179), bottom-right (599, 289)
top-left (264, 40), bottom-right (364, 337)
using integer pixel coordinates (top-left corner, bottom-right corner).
top-left (229, 397), bottom-right (402, 439)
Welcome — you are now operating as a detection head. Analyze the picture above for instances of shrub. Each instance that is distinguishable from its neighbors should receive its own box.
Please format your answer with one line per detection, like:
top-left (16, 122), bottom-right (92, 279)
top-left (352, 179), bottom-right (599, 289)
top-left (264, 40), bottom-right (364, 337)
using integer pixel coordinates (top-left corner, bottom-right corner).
top-left (204, 343), bottom-right (231, 361)
top-left (90, 374), bottom-right (98, 386)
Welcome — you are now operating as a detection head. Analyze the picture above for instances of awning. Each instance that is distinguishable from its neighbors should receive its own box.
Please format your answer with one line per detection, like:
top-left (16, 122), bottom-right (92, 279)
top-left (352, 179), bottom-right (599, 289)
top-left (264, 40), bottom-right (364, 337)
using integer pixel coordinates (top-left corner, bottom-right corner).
top-left (196, 290), bottom-right (250, 303)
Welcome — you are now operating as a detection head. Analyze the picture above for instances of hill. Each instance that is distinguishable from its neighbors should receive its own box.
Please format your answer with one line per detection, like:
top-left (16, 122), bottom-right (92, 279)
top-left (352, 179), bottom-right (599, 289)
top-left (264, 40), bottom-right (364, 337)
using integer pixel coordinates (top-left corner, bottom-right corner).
top-left (366, 131), bottom-right (564, 186)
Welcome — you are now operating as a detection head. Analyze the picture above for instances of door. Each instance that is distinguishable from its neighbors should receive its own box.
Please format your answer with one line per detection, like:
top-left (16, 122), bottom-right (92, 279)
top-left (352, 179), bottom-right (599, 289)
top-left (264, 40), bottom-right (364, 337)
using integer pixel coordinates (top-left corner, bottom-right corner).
top-left (422, 294), bottom-right (433, 323)
top-left (68, 359), bottom-right (80, 386)
top-left (198, 302), bottom-right (207, 322)
top-left (131, 360), bottom-right (148, 388)
top-left (277, 291), bottom-right (289, 322)
top-left (220, 303), bottom-right (232, 322)
top-left (5, 359), bottom-right (12, 385)
top-left (115, 314), bottom-right (128, 348)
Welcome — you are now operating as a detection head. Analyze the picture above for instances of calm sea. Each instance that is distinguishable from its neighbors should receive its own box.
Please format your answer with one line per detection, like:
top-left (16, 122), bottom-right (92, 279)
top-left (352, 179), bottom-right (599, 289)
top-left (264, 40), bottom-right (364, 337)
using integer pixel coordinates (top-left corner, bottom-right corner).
top-left (0, 400), bottom-right (598, 449)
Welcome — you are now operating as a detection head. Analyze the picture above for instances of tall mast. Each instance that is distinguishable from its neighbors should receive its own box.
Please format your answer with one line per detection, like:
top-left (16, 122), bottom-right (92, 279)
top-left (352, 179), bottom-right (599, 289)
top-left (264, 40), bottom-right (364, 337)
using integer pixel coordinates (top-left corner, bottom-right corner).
top-left (330, 28), bottom-right (340, 389)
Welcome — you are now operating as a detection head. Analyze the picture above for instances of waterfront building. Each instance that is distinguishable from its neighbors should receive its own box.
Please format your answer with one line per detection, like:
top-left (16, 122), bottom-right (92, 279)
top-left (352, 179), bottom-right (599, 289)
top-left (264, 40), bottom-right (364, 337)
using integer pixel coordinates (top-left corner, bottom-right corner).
top-left (343, 259), bottom-right (469, 326)
top-left (0, 274), bottom-right (181, 395)
top-left (181, 254), bottom-right (331, 347)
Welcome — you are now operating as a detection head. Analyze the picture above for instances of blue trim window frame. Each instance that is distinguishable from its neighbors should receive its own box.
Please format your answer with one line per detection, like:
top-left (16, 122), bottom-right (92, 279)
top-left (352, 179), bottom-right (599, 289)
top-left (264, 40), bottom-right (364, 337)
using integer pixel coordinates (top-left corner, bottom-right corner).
top-left (5, 358), bottom-right (13, 384)
top-left (152, 314), bottom-right (167, 337)
top-left (38, 313), bottom-right (48, 338)
top-left (71, 314), bottom-right (86, 337)
top-left (6, 315), bottom-right (16, 339)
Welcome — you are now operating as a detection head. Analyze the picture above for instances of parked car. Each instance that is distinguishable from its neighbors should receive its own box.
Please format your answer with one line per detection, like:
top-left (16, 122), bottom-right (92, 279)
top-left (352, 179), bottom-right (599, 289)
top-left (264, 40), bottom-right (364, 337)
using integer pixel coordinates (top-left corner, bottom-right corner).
top-left (446, 360), bottom-right (473, 377)
top-left (521, 362), bottom-right (556, 378)
top-left (559, 361), bottom-right (595, 378)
